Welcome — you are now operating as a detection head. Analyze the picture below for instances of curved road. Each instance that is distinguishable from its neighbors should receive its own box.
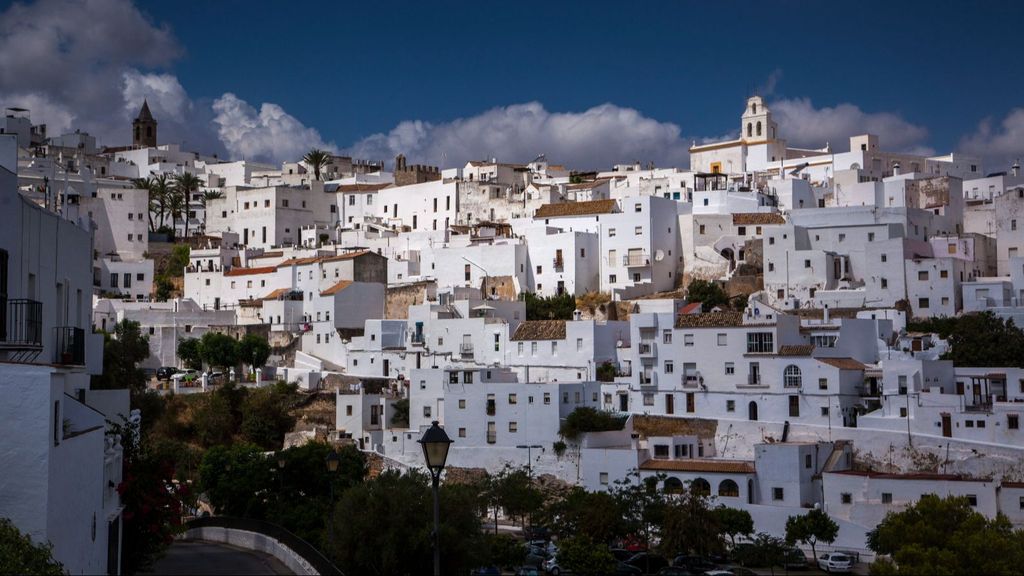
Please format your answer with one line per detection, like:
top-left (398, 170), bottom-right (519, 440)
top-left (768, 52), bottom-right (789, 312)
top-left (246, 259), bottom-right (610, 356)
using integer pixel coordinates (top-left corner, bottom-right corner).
top-left (147, 540), bottom-right (293, 575)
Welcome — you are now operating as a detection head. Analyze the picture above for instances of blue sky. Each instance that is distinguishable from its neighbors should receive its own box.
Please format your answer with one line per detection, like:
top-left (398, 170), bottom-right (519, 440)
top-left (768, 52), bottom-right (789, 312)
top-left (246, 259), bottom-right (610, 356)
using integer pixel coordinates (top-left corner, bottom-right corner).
top-left (3, 0), bottom-right (1024, 168)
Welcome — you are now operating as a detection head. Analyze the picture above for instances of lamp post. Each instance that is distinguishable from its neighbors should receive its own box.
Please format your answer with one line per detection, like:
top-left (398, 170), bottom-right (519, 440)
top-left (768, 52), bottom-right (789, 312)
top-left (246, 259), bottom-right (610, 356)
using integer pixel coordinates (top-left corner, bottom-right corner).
top-left (418, 421), bottom-right (453, 576)
top-left (515, 444), bottom-right (543, 479)
top-left (276, 451), bottom-right (286, 491)
top-left (325, 450), bottom-right (340, 550)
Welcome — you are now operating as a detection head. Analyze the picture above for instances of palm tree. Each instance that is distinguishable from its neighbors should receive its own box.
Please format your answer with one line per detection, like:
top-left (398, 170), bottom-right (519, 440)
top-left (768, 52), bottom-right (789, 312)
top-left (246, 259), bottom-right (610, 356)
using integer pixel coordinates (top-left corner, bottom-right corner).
top-left (149, 174), bottom-right (172, 231)
top-left (200, 190), bottom-right (224, 233)
top-left (166, 186), bottom-right (185, 240)
top-left (302, 148), bottom-right (331, 181)
top-left (173, 172), bottom-right (202, 239)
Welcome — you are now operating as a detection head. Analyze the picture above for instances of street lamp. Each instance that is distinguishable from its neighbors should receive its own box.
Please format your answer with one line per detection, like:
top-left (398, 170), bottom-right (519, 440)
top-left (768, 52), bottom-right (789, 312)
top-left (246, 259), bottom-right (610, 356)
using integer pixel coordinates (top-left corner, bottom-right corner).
top-left (418, 421), bottom-right (453, 576)
top-left (516, 444), bottom-right (543, 478)
top-left (325, 450), bottom-right (340, 550)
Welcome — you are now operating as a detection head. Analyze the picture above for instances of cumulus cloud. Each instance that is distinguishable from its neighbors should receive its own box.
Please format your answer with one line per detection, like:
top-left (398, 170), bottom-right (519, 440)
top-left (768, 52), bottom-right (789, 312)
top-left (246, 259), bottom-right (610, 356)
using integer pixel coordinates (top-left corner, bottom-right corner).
top-left (771, 97), bottom-right (930, 153)
top-left (122, 71), bottom-right (190, 120)
top-left (347, 102), bottom-right (692, 170)
top-left (959, 109), bottom-right (1024, 168)
top-left (0, 0), bottom-right (182, 144)
top-left (212, 93), bottom-right (335, 163)
top-left (759, 69), bottom-right (783, 97)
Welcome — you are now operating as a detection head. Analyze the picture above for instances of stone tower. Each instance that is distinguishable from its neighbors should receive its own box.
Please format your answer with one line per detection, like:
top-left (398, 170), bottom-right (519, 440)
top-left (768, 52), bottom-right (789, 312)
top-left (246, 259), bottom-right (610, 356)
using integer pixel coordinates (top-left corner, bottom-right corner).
top-left (132, 99), bottom-right (157, 148)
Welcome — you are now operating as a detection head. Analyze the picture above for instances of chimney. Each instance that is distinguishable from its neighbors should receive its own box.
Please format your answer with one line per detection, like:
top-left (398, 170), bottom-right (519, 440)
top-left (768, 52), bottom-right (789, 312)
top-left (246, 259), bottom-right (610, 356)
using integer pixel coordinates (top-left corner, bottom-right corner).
top-left (823, 304), bottom-right (830, 324)
top-left (1013, 160), bottom-right (1020, 178)
top-left (892, 162), bottom-right (901, 176)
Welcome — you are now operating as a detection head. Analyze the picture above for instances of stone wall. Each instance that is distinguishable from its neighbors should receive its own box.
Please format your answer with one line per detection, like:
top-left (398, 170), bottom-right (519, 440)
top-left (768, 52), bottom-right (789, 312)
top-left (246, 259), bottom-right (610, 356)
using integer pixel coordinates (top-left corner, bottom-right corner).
top-left (385, 281), bottom-right (435, 319)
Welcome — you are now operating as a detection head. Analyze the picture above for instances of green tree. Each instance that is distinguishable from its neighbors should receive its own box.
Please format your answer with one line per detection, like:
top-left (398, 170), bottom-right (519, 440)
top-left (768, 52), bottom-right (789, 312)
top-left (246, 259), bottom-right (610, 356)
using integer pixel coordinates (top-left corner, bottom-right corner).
top-left (785, 508), bottom-right (838, 563)
top-left (177, 337), bottom-right (203, 370)
top-left (486, 466), bottom-right (544, 531)
top-left (390, 398), bottom-right (410, 427)
top-left (92, 319), bottom-right (151, 392)
top-left (237, 333), bottom-right (272, 374)
top-left (545, 487), bottom-right (629, 546)
top-left (867, 494), bottom-right (1024, 575)
top-left (199, 331), bottom-right (238, 371)
top-left (614, 471), bottom-right (669, 552)
top-left (174, 172), bottom-right (203, 239)
top-left (523, 292), bottom-right (577, 320)
top-left (240, 384), bottom-right (297, 450)
top-left (940, 312), bottom-right (1024, 368)
top-left (714, 506), bottom-right (754, 547)
top-left (558, 407), bottom-right (627, 440)
top-left (0, 518), bottom-right (64, 575)
top-left (658, 484), bottom-right (723, 558)
top-left (733, 532), bottom-right (788, 575)
top-left (556, 534), bottom-right (617, 575)
top-left (166, 244), bottom-right (191, 276)
top-left (154, 275), bottom-right (174, 301)
top-left (199, 443), bottom-right (273, 517)
top-left (328, 470), bottom-right (483, 575)
top-left (149, 174), bottom-right (172, 232)
top-left (303, 148), bottom-right (332, 181)
top-left (686, 278), bottom-right (729, 312)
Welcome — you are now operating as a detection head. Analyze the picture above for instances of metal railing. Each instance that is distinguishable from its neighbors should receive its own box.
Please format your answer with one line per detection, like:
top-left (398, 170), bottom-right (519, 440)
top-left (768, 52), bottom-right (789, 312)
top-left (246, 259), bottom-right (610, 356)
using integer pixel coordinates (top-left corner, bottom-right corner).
top-left (460, 343), bottom-right (475, 357)
top-left (53, 327), bottom-right (85, 365)
top-left (622, 252), bottom-right (651, 267)
top-left (638, 342), bottom-right (657, 356)
top-left (1, 298), bottom-right (43, 348)
top-left (747, 373), bottom-right (762, 386)
top-left (553, 257), bottom-right (564, 269)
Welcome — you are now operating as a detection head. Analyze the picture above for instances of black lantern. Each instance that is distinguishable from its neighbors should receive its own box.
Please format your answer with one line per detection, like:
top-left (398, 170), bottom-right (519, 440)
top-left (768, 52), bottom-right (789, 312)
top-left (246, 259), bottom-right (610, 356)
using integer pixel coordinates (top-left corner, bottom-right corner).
top-left (418, 421), bottom-right (453, 476)
top-left (326, 450), bottom-right (340, 473)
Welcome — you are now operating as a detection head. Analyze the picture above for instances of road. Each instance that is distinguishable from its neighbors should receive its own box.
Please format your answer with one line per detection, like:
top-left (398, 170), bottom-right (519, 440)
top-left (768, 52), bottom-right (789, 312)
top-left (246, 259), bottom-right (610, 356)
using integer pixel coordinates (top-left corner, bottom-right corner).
top-left (147, 540), bottom-right (293, 575)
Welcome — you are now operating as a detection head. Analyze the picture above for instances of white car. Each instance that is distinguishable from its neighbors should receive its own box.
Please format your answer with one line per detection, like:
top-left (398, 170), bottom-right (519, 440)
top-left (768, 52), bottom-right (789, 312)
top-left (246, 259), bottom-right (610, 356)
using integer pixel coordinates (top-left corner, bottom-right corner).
top-left (543, 556), bottom-right (569, 575)
top-left (817, 553), bottom-right (854, 573)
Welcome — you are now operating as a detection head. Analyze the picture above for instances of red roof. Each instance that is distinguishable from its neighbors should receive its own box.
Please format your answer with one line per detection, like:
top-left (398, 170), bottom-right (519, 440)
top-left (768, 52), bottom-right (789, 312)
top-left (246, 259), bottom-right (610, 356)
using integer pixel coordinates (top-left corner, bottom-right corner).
top-left (321, 280), bottom-right (353, 296)
top-left (224, 266), bottom-right (277, 277)
top-left (680, 302), bottom-right (702, 314)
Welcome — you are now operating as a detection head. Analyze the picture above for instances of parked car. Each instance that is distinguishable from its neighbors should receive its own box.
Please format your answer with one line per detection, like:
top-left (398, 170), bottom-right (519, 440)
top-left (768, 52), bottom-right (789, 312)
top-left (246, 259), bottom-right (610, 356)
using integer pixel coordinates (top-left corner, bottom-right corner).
top-left (171, 369), bottom-right (199, 385)
top-left (783, 548), bottom-right (808, 570)
top-left (156, 366), bottom-right (178, 381)
top-left (516, 567), bottom-right (541, 576)
top-left (817, 553), bottom-right (854, 573)
top-left (544, 556), bottom-right (568, 575)
top-left (624, 552), bottom-right (670, 573)
top-left (614, 562), bottom-right (643, 575)
top-left (673, 555), bottom-right (718, 573)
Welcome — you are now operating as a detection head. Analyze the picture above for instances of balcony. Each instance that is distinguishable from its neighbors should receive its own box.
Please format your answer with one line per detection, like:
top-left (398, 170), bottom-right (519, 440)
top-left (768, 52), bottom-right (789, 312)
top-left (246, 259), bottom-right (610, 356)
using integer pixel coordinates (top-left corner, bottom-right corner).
top-left (640, 371), bottom-right (657, 387)
top-left (553, 257), bottom-right (564, 269)
top-left (460, 343), bottom-right (475, 358)
top-left (682, 371), bottom-right (701, 389)
top-left (622, 252), bottom-right (651, 267)
top-left (0, 298), bottom-right (43, 352)
top-left (53, 326), bottom-right (85, 366)
top-left (638, 341), bottom-right (657, 357)
top-left (745, 373), bottom-right (763, 387)
top-left (410, 335), bottom-right (425, 347)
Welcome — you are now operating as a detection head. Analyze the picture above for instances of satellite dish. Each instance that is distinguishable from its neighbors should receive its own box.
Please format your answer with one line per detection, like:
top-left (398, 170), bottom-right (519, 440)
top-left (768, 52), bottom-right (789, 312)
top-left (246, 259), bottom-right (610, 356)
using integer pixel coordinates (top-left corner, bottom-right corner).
top-left (654, 250), bottom-right (665, 262)
top-left (616, 340), bottom-right (623, 347)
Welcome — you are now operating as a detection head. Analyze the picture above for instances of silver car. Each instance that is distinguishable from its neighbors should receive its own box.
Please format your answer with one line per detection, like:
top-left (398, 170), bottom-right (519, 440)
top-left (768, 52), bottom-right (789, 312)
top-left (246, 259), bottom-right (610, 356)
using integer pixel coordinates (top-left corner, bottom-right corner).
top-left (817, 553), bottom-right (853, 573)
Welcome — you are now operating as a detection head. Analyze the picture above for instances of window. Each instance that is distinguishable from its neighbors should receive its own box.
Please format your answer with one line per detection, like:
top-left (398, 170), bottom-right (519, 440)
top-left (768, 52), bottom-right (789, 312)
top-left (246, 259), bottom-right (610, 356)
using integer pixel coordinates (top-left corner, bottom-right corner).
top-left (821, 407), bottom-right (830, 416)
top-left (508, 393), bottom-right (517, 404)
top-left (841, 493), bottom-right (852, 504)
top-left (643, 393), bottom-right (654, 406)
top-left (699, 224), bottom-right (706, 235)
top-left (868, 232), bottom-right (875, 241)
top-left (881, 278), bottom-right (888, 288)
top-left (839, 233), bottom-right (846, 242)
top-left (804, 259), bottom-right (811, 268)
top-left (662, 330), bottom-right (672, 344)
top-left (653, 445), bottom-right (669, 458)
top-left (664, 361), bottom-right (674, 373)
top-left (918, 298), bottom-right (930, 309)
top-left (684, 334), bottom-right (694, 347)
top-left (600, 472), bottom-right (609, 485)
top-left (772, 487), bottom-right (784, 501)
top-left (818, 378), bottom-right (828, 390)
top-left (609, 274), bottom-right (617, 283)
top-left (725, 362), bottom-right (735, 375)
top-left (784, 365), bottom-right (802, 388)
top-left (517, 342), bottom-right (524, 356)
top-left (509, 421), bottom-right (518, 433)
top-left (543, 393), bottom-right (551, 405)
top-left (110, 273), bottom-right (118, 288)
top-left (881, 253), bottom-right (887, 263)
top-left (726, 400), bottom-right (735, 412)
top-left (531, 342), bottom-right (538, 356)
top-left (423, 406), bottom-right (432, 418)
top-left (717, 333), bottom-right (727, 346)
top-left (918, 271), bottom-right (929, 281)
top-left (608, 228), bottom-right (616, 237)
top-left (634, 203), bottom-right (642, 212)
top-left (746, 332), bottom-right (774, 353)
top-left (1009, 415), bottom-right (1019, 430)
top-left (977, 419), bottom-right (986, 428)
top-left (1014, 220), bottom-right (1019, 231)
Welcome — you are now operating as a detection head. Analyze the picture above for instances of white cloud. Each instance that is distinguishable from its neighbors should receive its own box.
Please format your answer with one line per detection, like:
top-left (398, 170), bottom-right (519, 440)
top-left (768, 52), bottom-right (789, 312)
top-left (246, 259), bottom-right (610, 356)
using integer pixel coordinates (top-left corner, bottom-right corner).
top-left (0, 0), bottom-right (182, 145)
top-left (122, 71), bottom-right (190, 120)
top-left (212, 93), bottom-right (335, 164)
top-left (959, 109), bottom-right (1024, 168)
top-left (347, 102), bottom-right (691, 170)
top-left (770, 97), bottom-right (929, 153)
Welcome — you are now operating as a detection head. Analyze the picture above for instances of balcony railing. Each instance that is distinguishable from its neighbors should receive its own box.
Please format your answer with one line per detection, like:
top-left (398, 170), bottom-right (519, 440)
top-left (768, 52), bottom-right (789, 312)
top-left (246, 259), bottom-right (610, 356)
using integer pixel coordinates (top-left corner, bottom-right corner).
top-left (622, 252), bottom-right (651, 267)
top-left (640, 372), bottom-right (657, 387)
top-left (410, 335), bottom-right (425, 347)
top-left (683, 372), bottom-right (701, 388)
top-left (53, 326), bottom-right (85, 366)
top-left (638, 342), bottom-right (657, 357)
top-left (553, 257), bottom-right (564, 269)
top-left (460, 343), bottom-right (475, 357)
top-left (746, 373), bottom-right (762, 386)
top-left (1, 298), bottom-right (43, 349)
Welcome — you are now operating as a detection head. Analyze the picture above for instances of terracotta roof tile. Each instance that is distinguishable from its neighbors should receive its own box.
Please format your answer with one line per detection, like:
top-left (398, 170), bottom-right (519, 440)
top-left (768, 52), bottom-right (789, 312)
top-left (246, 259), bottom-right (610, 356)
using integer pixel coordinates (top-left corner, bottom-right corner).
top-left (510, 320), bottom-right (567, 341)
top-left (262, 288), bottom-right (289, 300)
top-left (639, 458), bottom-right (755, 474)
top-left (817, 357), bottom-right (867, 370)
top-left (321, 280), bottom-right (353, 296)
top-left (565, 178), bottom-right (612, 191)
top-left (778, 344), bottom-right (815, 356)
top-left (831, 470), bottom-right (989, 482)
top-left (535, 199), bottom-right (618, 218)
top-left (732, 213), bottom-right (786, 226)
top-left (680, 302), bottom-right (702, 314)
top-left (276, 256), bottom-right (322, 267)
top-left (322, 250), bottom-right (373, 263)
top-left (224, 266), bottom-right (277, 277)
top-left (250, 251), bottom-right (284, 259)
top-left (674, 311), bottom-right (745, 328)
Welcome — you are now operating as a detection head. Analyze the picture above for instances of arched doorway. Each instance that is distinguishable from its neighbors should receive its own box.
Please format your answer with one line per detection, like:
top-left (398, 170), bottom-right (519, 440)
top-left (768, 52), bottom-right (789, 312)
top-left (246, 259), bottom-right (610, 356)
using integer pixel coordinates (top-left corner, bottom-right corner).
top-left (718, 479), bottom-right (740, 497)
top-left (721, 248), bottom-right (735, 272)
top-left (691, 478), bottom-right (711, 495)
top-left (664, 477), bottom-right (684, 494)
top-left (748, 401), bottom-right (758, 421)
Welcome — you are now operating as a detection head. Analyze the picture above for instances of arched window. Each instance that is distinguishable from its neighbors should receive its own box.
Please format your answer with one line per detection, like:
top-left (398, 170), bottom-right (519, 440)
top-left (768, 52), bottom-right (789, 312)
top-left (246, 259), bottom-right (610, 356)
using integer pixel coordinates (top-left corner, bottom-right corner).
top-left (748, 401), bottom-right (758, 421)
top-left (718, 479), bottom-right (740, 497)
top-left (747, 123), bottom-right (753, 137)
top-left (752, 103), bottom-right (757, 114)
top-left (784, 365), bottom-right (802, 388)
top-left (691, 477), bottom-right (711, 495)
top-left (664, 477), bottom-right (684, 494)
top-left (756, 121), bottom-right (762, 137)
